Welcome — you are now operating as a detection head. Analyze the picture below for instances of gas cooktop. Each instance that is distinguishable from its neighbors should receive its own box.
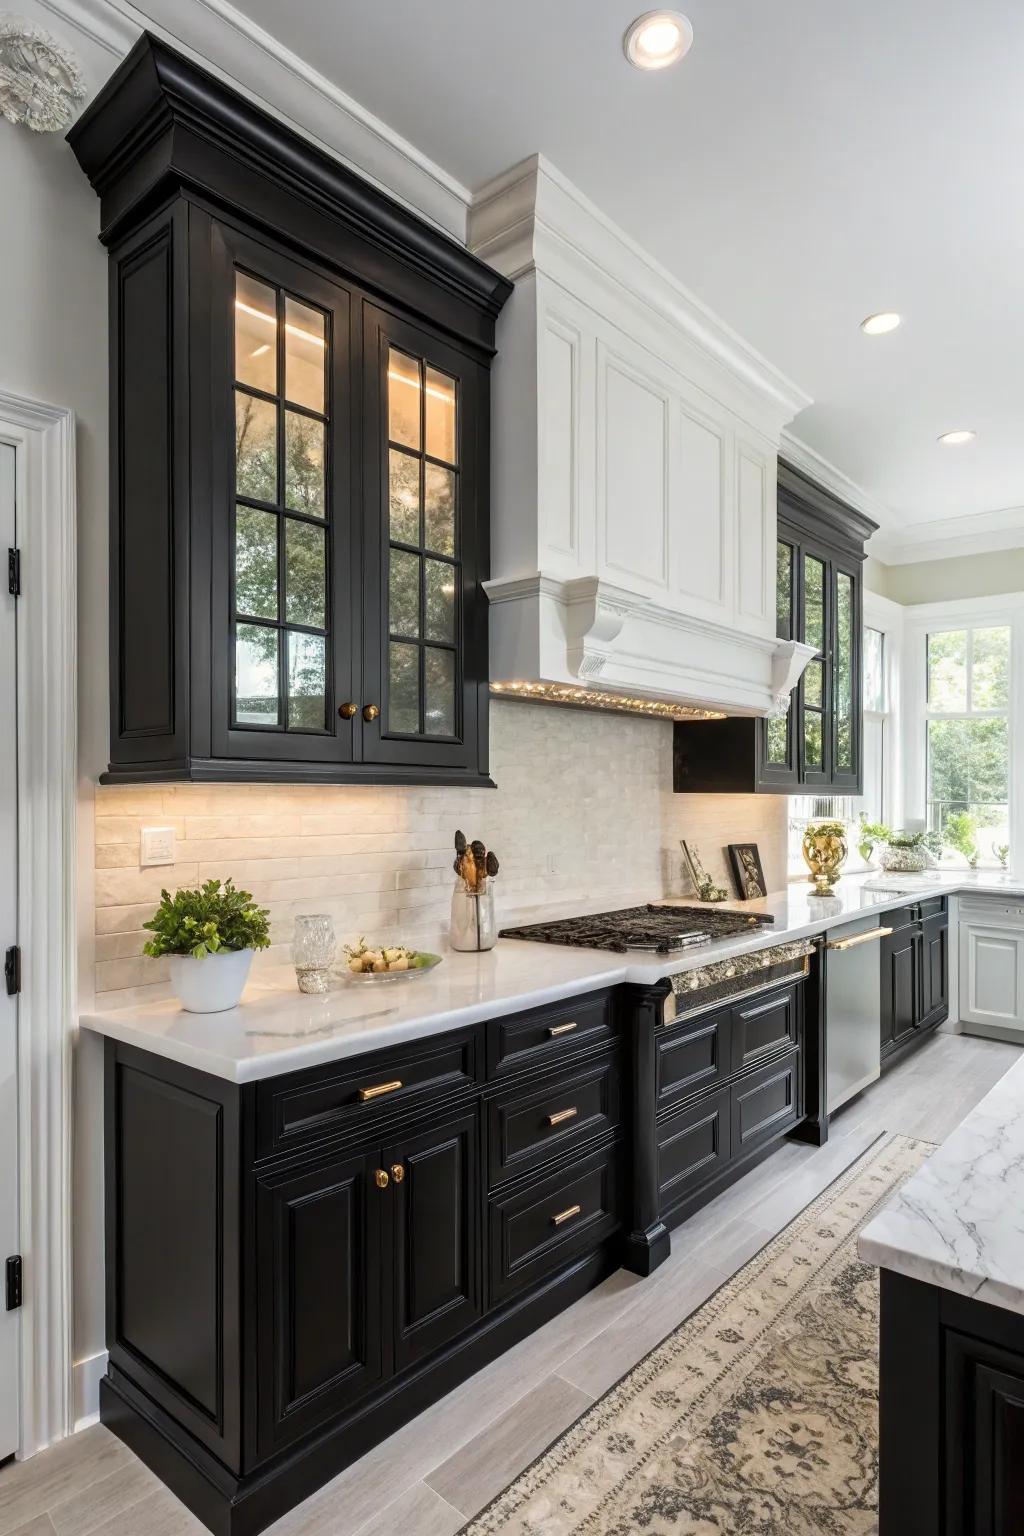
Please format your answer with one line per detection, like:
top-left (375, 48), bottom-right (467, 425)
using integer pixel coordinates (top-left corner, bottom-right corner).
top-left (500, 904), bottom-right (775, 955)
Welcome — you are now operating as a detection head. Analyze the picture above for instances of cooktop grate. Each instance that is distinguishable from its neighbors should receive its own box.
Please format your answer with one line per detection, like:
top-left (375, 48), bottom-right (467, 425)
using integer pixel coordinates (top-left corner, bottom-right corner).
top-left (500, 903), bottom-right (775, 955)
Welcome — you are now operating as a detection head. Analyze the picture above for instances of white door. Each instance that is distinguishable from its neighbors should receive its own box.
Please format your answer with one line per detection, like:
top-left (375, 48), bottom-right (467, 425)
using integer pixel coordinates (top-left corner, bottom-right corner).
top-left (0, 440), bottom-right (18, 1461)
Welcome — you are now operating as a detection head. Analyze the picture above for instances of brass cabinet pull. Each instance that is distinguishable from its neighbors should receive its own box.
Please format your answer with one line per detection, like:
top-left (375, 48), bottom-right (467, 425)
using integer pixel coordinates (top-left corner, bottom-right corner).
top-left (362, 703), bottom-right (380, 722)
top-left (374, 1168), bottom-right (389, 1190)
top-left (358, 1079), bottom-right (403, 1102)
top-left (338, 702), bottom-right (358, 719)
top-left (825, 926), bottom-right (894, 952)
top-left (551, 1203), bottom-right (582, 1227)
top-left (547, 1021), bottom-right (578, 1038)
top-left (390, 1163), bottom-right (405, 1184)
top-left (547, 1107), bottom-right (578, 1127)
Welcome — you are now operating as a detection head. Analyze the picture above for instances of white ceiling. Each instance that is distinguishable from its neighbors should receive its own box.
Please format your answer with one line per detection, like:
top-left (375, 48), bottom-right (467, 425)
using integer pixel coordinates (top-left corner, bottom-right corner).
top-left (198, 0), bottom-right (1024, 533)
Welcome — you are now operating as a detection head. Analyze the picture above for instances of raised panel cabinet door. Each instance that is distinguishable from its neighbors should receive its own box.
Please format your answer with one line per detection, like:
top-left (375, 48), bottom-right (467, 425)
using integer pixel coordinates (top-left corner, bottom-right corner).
top-left (208, 220), bottom-right (357, 769)
top-left (920, 914), bottom-right (950, 1028)
top-left (385, 1109), bottom-right (482, 1374)
top-left (361, 304), bottom-right (487, 774)
top-left (945, 1330), bottom-right (1024, 1536)
top-left (961, 924), bottom-right (1024, 1033)
top-left (255, 1148), bottom-right (384, 1458)
top-left (598, 346), bottom-right (671, 594)
top-left (881, 928), bottom-right (918, 1049)
top-left (674, 401), bottom-right (729, 621)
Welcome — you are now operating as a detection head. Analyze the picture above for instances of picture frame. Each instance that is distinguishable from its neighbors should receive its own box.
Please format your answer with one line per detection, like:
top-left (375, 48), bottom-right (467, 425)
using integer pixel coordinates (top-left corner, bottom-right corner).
top-left (680, 840), bottom-right (711, 895)
top-left (728, 843), bottom-right (767, 900)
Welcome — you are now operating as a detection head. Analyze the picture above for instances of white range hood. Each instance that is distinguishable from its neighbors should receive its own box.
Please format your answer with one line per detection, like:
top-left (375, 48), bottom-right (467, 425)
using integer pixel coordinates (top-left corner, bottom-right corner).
top-left (469, 156), bottom-right (817, 719)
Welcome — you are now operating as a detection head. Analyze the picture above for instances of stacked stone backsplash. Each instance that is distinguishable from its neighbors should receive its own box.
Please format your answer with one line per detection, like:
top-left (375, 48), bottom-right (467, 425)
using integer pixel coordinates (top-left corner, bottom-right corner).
top-left (93, 701), bottom-right (787, 1008)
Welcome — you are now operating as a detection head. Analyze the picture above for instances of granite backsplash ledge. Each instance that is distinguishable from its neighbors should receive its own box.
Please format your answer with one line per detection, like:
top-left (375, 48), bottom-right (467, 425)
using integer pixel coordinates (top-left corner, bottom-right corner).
top-left (91, 700), bottom-right (787, 1007)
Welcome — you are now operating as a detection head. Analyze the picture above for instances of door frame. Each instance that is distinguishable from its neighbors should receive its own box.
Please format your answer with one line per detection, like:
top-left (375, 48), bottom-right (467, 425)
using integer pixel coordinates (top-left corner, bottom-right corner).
top-left (0, 390), bottom-right (77, 1458)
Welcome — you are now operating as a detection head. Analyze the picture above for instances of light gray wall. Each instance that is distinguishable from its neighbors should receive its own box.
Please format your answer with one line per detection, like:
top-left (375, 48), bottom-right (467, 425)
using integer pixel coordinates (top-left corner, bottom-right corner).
top-left (880, 548), bottom-right (1024, 605)
top-left (0, 5), bottom-right (115, 1400)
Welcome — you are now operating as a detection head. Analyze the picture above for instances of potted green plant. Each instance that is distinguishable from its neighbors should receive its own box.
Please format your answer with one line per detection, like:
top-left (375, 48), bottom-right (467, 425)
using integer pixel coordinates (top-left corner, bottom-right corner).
top-left (143, 878), bottom-right (271, 1013)
top-left (942, 811), bottom-right (979, 869)
top-left (879, 830), bottom-right (929, 874)
top-left (857, 816), bottom-right (890, 866)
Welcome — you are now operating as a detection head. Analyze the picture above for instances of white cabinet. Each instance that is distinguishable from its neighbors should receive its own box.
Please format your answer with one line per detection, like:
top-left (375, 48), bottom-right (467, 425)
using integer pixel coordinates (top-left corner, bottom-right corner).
top-left (959, 899), bottom-right (1024, 1038)
top-left (470, 156), bottom-right (811, 717)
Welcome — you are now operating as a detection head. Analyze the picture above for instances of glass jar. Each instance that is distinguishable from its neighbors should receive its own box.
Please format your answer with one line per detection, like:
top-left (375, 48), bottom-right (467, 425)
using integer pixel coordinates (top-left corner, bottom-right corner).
top-left (293, 913), bottom-right (336, 993)
top-left (449, 882), bottom-right (497, 952)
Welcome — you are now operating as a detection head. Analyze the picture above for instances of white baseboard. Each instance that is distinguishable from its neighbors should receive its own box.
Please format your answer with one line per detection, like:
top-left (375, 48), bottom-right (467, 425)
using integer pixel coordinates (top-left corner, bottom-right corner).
top-left (73, 1350), bottom-right (108, 1431)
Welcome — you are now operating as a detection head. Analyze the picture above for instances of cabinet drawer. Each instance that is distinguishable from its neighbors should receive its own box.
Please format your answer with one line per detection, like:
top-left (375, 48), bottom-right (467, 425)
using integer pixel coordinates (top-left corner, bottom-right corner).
top-left (730, 983), bottom-right (800, 1073)
top-left (487, 1055), bottom-right (621, 1188)
top-left (657, 1087), bottom-right (731, 1221)
top-left (488, 1141), bottom-right (622, 1304)
top-left (256, 1030), bottom-right (480, 1159)
top-left (656, 1008), bottom-right (730, 1109)
top-left (731, 1052), bottom-right (802, 1157)
top-left (487, 991), bottom-right (616, 1078)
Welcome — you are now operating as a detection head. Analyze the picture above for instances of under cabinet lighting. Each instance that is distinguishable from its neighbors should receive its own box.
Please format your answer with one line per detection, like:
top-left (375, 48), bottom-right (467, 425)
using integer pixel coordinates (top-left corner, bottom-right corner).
top-left (623, 10), bottom-right (693, 70)
top-left (490, 680), bottom-right (723, 722)
top-left (938, 429), bottom-right (976, 446)
top-left (860, 312), bottom-right (901, 336)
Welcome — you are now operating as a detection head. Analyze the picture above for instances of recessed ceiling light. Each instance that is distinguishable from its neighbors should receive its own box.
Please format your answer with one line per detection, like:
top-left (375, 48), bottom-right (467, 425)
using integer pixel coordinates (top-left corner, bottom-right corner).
top-left (860, 311), bottom-right (901, 336)
top-left (623, 10), bottom-right (694, 70)
top-left (938, 429), bottom-right (977, 446)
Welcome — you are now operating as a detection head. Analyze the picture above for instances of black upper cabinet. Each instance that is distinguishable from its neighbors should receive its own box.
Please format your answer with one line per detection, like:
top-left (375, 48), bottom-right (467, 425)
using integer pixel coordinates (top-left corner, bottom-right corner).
top-left (673, 460), bottom-right (877, 796)
top-left (69, 35), bottom-right (511, 786)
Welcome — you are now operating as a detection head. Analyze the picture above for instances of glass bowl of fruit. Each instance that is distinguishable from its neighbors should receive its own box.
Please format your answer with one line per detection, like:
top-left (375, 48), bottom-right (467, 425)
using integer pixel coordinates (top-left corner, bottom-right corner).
top-left (340, 939), bottom-right (442, 983)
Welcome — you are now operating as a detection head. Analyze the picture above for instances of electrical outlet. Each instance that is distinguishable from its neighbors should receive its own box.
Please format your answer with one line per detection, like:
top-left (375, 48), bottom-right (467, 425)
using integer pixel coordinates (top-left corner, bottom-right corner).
top-left (141, 826), bottom-right (176, 867)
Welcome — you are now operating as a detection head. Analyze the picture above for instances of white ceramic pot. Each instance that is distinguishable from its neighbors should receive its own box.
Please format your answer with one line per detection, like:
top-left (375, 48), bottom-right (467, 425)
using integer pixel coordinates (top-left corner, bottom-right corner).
top-left (168, 948), bottom-right (254, 1013)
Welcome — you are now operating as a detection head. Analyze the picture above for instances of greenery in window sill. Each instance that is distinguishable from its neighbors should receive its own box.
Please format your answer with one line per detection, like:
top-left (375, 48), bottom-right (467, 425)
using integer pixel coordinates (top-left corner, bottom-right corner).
top-left (143, 878), bottom-right (271, 959)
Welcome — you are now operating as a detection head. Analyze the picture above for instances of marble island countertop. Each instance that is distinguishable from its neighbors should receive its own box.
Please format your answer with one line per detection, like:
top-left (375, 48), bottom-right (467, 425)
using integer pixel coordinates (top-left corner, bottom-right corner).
top-left (80, 869), bottom-right (1024, 1084)
top-left (859, 1049), bottom-right (1024, 1315)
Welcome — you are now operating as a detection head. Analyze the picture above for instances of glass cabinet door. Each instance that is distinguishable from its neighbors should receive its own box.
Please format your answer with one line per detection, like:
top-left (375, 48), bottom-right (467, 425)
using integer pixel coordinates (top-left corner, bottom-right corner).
top-left (830, 564), bottom-right (860, 790)
top-left (212, 226), bottom-right (354, 766)
top-left (361, 305), bottom-right (484, 772)
top-left (759, 538), bottom-right (798, 785)
top-left (799, 551), bottom-right (829, 784)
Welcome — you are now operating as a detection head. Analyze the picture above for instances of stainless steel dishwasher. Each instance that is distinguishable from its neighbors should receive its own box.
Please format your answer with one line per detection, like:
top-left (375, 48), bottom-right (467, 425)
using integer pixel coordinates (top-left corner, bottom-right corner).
top-left (824, 914), bottom-right (894, 1114)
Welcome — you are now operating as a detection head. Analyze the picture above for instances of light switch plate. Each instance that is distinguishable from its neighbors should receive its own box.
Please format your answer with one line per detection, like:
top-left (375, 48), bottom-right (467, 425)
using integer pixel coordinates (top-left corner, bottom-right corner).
top-left (141, 826), bottom-right (176, 867)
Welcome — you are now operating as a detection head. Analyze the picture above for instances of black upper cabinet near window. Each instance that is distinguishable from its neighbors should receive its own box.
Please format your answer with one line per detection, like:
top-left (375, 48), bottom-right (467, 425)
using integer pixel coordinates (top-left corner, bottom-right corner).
top-left (69, 34), bottom-right (511, 787)
top-left (673, 460), bottom-right (878, 796)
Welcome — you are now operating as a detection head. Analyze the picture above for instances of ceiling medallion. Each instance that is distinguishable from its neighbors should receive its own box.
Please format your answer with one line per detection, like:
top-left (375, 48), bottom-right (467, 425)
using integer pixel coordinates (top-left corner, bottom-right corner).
top-left (0, 14), bottom-right (85, 132)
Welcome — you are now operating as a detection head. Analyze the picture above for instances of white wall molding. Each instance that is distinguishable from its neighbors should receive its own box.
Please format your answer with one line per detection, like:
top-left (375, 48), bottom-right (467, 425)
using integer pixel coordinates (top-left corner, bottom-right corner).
top-left (780, 430), bottom-right (893, 530)
top-left (870, 503), bottom-right (1024, 565)
top-left (0, 391), bottom-right (78, 1457)
top-left (72, 1348), bottom-right (107, 1431)
top-left (470, 155), bottom-right (813, 433)
top-left (40, 0), bottom-right (472, 238)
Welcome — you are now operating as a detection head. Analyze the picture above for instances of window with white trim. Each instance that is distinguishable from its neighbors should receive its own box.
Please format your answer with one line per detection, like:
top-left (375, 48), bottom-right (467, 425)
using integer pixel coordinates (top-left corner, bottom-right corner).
top-left (925, 625), bottom-right (1010, 852)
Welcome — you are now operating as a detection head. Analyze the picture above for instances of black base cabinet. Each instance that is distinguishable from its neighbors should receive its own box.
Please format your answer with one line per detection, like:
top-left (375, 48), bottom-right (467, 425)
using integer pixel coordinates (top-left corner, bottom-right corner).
top-left (880, 898), bottom-right (949, 1065)
top-left (879, 1269), bottom-right (1024, 1535)
top-left (100, 972), bottom-right (808, 1536)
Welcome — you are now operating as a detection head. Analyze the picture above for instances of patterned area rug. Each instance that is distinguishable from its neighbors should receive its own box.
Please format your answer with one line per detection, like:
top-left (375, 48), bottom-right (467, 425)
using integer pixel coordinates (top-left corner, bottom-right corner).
top-left (462, 1134), bottom-right (932, 1536)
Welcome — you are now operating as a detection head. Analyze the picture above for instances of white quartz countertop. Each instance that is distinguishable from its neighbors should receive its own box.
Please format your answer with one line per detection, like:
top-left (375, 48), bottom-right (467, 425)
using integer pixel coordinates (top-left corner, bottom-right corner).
top-left (80, 870), bottom-right (1024, 1084)
top-left (858, 1050), bottom-right (1024, 1315)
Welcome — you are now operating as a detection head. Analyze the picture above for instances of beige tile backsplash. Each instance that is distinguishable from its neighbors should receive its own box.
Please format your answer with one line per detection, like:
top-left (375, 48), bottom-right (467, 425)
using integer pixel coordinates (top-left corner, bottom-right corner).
top-left (93, 701), bottom-right (787, 1008)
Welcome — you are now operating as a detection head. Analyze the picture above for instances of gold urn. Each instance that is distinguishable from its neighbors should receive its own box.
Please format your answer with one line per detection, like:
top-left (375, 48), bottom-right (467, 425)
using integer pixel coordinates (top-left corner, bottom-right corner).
top-left (802, 821), bottom-right (849, 896)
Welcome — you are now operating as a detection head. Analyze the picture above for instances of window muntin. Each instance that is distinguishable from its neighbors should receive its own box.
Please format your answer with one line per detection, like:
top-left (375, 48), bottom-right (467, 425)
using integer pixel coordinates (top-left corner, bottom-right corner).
top-left (926, 626), bottom-right (1010, 848)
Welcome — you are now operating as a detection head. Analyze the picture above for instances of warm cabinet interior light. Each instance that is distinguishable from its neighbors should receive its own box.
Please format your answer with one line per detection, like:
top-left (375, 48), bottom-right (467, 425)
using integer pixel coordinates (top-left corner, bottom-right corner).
top-left (491, 680), bottom-right (723, 722)
top-left (860, 312), bottom-right (901, 335)
top-left (938, 429), bottom-right (976, 445)
top-left (623, 10), bottom-right (693, 69)
top-left (234, 298), bottom-right (325, 348)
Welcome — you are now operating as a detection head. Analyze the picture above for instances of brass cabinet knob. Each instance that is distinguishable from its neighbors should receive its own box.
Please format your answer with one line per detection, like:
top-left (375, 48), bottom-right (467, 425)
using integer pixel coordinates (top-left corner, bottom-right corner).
top-left (374, 1168), bottom-right (389, 1190)
top-left (362, 703), bottom-right (380, 722)
top-left (390, 1163), bottom-right (405, 1184)
top-left (338, 702), bottom-right (357, 720)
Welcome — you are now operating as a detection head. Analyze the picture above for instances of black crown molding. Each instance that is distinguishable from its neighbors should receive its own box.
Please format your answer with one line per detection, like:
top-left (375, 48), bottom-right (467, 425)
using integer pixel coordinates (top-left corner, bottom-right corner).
top-left (68, 33), bottom-right (512, 348)
top-left (777, 457), bottom-right (879, 557)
